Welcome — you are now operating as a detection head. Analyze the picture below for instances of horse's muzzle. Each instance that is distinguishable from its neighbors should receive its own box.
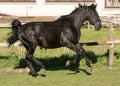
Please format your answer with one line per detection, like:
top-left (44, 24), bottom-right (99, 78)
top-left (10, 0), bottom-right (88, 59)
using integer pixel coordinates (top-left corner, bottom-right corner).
top-left (94, 21), bottom-right (102, 31)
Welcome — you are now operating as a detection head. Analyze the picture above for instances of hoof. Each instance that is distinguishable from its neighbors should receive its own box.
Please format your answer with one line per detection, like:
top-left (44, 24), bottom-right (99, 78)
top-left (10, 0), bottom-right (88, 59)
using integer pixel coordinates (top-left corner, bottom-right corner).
top-left (108, 66), bottom-right (112, 70)
top-left (66, 60), bottom-right (71, 67)
top-left (29, 73), bottom-right (39, 77)
top-left (88, 66), bottom-right (92, 72)
top-left (40, 68), bottom-right (46, 73)
top-left (29, 70), bottom-right (38, 77)
top-left (40, 66), bottom-right (46, 73)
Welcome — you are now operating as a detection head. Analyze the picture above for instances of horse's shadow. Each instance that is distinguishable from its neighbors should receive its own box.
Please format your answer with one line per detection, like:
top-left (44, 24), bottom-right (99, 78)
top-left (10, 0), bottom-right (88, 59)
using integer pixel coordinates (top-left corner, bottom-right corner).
top-left (14, 50), bottom-right (120, 75)
top-left (14, 50), bottom-right (102, 75)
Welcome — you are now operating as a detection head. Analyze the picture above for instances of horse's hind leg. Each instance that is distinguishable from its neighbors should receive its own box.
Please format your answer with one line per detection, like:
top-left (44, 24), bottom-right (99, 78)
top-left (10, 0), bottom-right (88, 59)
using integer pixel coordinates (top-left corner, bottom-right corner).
top-left (25, 46), bottom-right (45, 76)
top-left (19, 34), bottom-right (45, 76)
top-left (25, 48), bottom-right (38, 77)
top-left (25, 58), bottom-right (38, 76)
top-left (19, 35), bottom-right (38, 76)
top-left (32, 58), bottom-right (46, 72)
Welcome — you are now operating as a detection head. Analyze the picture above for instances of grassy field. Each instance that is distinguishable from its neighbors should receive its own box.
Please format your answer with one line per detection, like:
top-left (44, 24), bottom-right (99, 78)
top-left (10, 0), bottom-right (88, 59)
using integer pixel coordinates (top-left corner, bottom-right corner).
top-left (0, 67), bottom-right (120, 86)
top-left (0, 28), bottom-right (120, 86)
top-left (0, 28), bottom-right (11, 42)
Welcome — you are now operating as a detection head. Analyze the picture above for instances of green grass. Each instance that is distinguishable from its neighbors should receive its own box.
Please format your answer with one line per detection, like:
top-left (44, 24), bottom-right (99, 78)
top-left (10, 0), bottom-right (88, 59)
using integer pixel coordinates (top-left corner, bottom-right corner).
top-left (0, 67), bottom-right (120, 86)
top-left (81, 28), bottom-right (120, 42)
top-left (0, 27), bottom-right (120, 42)
top-left (0, 28), bottom-right (11, 42)
top-left (0, 28), bottom-right (120, 86)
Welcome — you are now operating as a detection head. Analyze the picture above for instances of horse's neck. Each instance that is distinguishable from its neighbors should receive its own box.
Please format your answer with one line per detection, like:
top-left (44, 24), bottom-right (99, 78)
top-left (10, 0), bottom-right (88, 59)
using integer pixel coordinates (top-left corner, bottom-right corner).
top-left (76, 13), bottom-right (86, 28)
top-left (71, 10), bottom-right (86, 30)
top-left (70, 10), bottom-right (86, 40)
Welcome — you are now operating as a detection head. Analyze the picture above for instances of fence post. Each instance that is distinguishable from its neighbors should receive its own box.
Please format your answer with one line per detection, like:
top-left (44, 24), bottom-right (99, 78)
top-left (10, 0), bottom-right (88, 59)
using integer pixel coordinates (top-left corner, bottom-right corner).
top-left (108, 22), bottom-right (114, 69)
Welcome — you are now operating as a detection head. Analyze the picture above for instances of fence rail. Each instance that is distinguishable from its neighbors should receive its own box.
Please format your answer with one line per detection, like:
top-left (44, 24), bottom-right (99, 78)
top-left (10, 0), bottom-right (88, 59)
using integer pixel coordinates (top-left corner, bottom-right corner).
top-left (0, 16), bottom-right (58, 27)
top-left (0, 42), bottom-right (22, 47)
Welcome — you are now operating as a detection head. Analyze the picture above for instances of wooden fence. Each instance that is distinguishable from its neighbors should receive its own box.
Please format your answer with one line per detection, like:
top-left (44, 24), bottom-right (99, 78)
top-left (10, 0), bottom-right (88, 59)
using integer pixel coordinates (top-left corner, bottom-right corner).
top-left (0, 16), bottom-right (58, 27)
top-left (82, 15), bottom-right (120, 69)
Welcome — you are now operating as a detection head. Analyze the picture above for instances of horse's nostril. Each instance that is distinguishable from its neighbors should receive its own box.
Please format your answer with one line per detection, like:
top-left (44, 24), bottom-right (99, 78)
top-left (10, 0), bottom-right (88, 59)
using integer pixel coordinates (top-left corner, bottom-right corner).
top-left (94, 22), bottom-right (102, 31)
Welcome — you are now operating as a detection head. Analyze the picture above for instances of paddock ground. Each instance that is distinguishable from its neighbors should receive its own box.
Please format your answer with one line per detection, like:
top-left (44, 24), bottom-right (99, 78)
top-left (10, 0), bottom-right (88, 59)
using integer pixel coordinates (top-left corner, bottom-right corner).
top-left (0, 28), bottom-right (120, 86)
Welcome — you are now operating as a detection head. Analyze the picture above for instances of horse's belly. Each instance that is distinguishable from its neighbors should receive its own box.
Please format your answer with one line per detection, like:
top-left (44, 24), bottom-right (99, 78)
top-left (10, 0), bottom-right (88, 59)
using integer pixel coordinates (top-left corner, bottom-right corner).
top-left (38, 37), bottom-right (62, 48)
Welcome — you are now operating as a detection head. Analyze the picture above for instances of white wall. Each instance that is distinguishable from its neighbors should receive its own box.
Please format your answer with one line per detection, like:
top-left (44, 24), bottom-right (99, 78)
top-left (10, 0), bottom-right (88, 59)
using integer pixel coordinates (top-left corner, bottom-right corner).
top-left (0, 0), bottom-right (120, 16)
top-left (0, 0), bottom-right (77, 16)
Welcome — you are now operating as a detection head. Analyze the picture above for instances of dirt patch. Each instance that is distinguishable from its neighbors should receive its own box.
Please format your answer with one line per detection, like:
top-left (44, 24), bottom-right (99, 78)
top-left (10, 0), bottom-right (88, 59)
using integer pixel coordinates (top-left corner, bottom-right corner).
top-left (6, 67), bottom-right (29, 73)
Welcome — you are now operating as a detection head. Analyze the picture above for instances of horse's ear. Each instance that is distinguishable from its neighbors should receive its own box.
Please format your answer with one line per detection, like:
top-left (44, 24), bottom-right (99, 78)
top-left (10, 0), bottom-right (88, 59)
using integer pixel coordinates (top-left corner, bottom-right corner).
top-left (94, 4), bottom-right (97, 9)
top-left (79, 4), bottom-right (82, 7)
top-left (91, 3), bottom-right (97, 9)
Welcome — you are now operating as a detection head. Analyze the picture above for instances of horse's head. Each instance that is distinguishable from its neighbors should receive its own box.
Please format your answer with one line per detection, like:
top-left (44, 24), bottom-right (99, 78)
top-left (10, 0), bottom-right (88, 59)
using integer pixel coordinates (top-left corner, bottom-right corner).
top-left (84, 4), bottom-right (101, 31)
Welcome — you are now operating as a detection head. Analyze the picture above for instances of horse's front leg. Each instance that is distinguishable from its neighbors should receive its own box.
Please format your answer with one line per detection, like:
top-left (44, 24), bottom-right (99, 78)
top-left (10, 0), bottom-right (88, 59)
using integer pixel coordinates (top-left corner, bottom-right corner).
top-left (75, 43), bottom-right (92, 71)
top-left (64, 41), bottom-right (92, 71)
top-left (63, 41), bottom-right (80, 66)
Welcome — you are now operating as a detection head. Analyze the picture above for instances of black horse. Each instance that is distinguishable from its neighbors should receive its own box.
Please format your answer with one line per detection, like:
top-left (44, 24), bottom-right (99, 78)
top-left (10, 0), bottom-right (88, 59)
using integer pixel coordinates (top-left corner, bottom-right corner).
top-left (7, 4), bottom-right (101, 77)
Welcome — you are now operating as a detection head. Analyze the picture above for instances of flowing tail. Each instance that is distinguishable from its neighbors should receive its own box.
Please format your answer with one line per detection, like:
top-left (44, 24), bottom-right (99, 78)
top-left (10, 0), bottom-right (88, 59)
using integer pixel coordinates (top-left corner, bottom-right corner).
top-left (7, 19), bottom-right (22, 47)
